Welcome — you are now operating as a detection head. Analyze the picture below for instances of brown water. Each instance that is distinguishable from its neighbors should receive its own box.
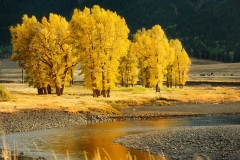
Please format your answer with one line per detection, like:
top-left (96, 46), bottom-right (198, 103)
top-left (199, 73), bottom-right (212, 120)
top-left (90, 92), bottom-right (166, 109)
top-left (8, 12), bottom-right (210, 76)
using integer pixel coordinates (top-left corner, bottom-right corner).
top-left (2, 115), bottom-right (240, 160)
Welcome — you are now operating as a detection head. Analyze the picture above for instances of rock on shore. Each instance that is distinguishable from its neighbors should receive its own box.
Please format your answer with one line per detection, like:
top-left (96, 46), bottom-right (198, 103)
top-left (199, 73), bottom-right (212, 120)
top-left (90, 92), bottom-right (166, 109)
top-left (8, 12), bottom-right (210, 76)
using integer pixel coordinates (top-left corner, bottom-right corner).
top-left (0, 109), bottom-right (113, 134)
top-left (114, 125), bottom-right (240, 160)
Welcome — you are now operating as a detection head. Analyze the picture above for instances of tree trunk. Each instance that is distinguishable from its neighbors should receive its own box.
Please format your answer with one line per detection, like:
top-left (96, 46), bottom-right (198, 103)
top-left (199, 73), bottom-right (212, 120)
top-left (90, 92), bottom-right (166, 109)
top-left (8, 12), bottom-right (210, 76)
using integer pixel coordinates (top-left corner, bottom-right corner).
top-left (121, 77), bottom-right (124, 86)
top-left (60, 86), bottom-right (64, 95)
top-left (43, 87), bottom-right (47, 94)
top-left (37, 87), bottom-right (43, 94)
top-left (56, 87), bottom-right (61, 96)
top-left (47, 84), bottom-right (51, 94)
top-left (93, 89), bottom-right (102, 97)
top-left (166, 77), bottom-right (169, 88)
top-left (145, 82), bottom-right (150, 88)
top-left (101, 90), bottom-right (106, 97)
top-left (155, 83), bottom-right (160, 92)
top-left (107, 88), bottom-right (110, 97)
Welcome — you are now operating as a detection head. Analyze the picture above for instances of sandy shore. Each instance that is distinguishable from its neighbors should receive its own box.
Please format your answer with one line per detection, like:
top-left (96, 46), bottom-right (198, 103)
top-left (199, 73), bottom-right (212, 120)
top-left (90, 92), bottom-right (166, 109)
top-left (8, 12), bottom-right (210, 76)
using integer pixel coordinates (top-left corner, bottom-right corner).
top-left (1, 102), bottom-right (240, 134)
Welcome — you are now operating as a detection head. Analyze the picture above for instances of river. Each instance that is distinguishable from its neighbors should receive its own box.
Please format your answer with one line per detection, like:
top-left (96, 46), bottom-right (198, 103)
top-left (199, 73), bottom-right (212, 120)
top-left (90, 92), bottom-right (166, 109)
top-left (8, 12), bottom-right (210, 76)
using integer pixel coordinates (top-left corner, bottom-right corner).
top-left (1, 115), bottom-right (240, 160)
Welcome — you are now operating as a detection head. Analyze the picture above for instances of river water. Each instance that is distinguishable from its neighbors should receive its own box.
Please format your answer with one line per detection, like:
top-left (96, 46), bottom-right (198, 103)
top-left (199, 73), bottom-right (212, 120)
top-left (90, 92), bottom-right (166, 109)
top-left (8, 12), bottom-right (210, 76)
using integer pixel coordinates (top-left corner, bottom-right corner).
top-left (2, 115), bottom-right (240, 160)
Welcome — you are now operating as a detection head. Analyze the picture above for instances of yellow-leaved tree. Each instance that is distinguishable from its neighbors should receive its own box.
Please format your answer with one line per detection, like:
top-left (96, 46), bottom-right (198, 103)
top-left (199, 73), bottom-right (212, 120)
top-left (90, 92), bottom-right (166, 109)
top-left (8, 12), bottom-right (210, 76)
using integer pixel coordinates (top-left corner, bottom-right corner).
top-left (9, 15), bottom-right (50, 94)
top-left (167, 39), bottom-right (191, 88)
top-left (118, 47), bottom-right (138, 87)
top-left (69, 5), bottom-right (130, 97)
top-left (10, 14), bottom-right (78, 96)
top-left (131, 25), bottom-right (174, 92)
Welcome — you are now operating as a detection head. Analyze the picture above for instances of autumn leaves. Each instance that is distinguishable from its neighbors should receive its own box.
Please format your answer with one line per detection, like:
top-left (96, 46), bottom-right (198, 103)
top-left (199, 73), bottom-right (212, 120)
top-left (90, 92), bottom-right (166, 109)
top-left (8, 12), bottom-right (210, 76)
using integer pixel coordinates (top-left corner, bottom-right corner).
top-left (69, 6), bottom-right (130, 97)
top-left (10, 5), bottom-right (191, 97)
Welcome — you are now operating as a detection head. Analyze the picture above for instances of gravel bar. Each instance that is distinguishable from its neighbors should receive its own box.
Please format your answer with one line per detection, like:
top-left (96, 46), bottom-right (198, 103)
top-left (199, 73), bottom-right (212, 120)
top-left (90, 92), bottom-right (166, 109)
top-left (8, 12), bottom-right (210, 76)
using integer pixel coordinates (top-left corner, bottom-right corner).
top-left (114, 125), bottom-right (240, 160)
top-left (0, 109), bottom-right (113, 134)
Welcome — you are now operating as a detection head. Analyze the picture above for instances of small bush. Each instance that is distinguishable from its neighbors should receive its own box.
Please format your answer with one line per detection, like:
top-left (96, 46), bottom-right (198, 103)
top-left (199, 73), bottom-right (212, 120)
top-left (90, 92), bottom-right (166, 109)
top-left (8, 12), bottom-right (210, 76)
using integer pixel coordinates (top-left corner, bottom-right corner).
top-left (0, 85), bottom-right (11, 101)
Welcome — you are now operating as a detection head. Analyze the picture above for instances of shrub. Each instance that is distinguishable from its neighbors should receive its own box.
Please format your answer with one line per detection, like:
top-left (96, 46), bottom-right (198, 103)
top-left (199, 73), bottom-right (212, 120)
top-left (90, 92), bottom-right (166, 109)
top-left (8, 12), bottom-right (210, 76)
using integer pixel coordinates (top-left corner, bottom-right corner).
top-left (0, 85), bottom-right (11, 101)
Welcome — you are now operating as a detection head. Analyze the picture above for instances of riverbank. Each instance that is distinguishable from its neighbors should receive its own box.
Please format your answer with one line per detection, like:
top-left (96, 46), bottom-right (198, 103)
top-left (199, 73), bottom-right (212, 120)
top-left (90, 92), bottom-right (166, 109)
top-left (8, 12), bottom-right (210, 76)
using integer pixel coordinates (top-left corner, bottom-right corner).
top-left (1, 102), bottom-right (240, 134)
top-left (113, 102), bottom-right (240, 159)
top-left (0, 109), bottom-right (113, 134)
top-left (1, 103), bottom-right (240, 159)
top-left (114, 125), bottom-right (240, 160)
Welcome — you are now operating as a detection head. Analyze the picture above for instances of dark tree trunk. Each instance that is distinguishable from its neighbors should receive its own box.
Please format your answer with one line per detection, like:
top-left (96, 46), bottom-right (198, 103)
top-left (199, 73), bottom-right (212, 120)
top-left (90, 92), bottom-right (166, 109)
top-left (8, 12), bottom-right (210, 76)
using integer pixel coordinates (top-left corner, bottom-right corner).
top-left (56, 87), bottom-right (61, 96)
top-left (93, 89), bottom-right (97, 97)
top-left (43, 87), bottom-right (47, 94)
top-left (60, 86), bottom-right (64, 95)
top-left (101, 90), bottom-right (106, 97)
top-left (166, 77), bottom-right (169, 88)
top-left (97, 89), bottom-right (101, 97)
top-left (47, 85), bottom-right (51, 94)
top-left (155, 83), bottom-right (160, 92)
top-left (107, 88), bottom-right (110, 97)
top-left (37, 87), bottom-right (43, 94)
top-left (145, 82), bottom-right (150, 88)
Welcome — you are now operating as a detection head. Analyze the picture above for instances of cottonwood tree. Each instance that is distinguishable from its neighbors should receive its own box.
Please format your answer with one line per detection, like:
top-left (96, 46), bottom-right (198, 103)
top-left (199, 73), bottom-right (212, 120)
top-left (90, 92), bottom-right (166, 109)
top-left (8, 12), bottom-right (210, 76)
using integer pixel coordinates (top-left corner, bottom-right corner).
top-left (10, 14), bottom-right (78, 95)
top-left (118, 48), bottom-right (138, 87)
top-left (69, 5), bottom-right (130, 97)
top-left (10, 15), bottom-right (49, 93)
top-left (131, 25), bottom-right (173, 92)
top-left (168, 39), bottom-right (191, 88)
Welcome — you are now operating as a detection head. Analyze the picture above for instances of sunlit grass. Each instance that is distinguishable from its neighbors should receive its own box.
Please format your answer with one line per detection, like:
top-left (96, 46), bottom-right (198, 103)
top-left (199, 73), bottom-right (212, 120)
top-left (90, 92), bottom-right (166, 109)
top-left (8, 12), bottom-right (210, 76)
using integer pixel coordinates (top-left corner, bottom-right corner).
top-left (1, 83), bottom-right (240, 114)
top-left (115, 86), bottom-right (151, 94)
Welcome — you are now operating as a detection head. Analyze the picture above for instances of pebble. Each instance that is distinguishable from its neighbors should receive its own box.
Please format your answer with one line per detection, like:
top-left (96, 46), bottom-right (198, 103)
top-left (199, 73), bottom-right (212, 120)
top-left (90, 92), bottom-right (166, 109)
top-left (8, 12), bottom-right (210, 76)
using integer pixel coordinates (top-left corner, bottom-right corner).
top-left (114, 125), bottom-right (240, 160)
top-left (0, 109), bottom-right (113, 134)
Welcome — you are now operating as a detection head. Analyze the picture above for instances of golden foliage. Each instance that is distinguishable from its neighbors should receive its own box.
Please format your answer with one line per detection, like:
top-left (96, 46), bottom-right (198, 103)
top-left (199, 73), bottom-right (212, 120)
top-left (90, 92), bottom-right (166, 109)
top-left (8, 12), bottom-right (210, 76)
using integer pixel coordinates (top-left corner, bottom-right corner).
top-left (69, 5), bottom-right (130, 97)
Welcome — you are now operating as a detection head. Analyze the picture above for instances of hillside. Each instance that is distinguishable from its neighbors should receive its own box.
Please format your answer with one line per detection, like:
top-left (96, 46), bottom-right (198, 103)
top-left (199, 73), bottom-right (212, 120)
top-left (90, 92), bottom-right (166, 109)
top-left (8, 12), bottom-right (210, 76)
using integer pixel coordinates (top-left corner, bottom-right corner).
top-left (0, 0), bottom-right (240, 61)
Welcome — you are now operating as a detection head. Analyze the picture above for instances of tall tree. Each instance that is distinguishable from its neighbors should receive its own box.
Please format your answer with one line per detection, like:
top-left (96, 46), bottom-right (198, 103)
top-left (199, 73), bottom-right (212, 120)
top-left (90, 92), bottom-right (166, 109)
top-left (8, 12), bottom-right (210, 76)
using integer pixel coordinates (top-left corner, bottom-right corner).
top-left (10, 14), bottom-right (78, 95)
top-left (132, 25), bottom-right (173, 91)
top-left (69, 5), bottom-right (130, 97)
top-left (118, 47), bottom-right (138, 87)
top-left (9, 15), bottom-right (50, 93)
top-left (168, 39), bottom-right (191, 88)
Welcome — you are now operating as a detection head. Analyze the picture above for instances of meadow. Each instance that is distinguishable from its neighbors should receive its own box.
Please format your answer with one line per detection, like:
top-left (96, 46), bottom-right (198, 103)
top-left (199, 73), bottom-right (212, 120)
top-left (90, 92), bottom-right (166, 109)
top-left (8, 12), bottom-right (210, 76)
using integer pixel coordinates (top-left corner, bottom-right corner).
top-left (0, 58), bottom-right (240, 114)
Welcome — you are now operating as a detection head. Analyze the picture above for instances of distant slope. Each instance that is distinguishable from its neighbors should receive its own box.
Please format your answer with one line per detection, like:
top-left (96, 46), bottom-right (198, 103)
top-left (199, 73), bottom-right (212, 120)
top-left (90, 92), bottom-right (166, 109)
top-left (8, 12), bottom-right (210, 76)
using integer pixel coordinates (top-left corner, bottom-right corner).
top-left (167, 0), bottom-right (240, 62)
top-left (0, 0), bottom-right (240, 62)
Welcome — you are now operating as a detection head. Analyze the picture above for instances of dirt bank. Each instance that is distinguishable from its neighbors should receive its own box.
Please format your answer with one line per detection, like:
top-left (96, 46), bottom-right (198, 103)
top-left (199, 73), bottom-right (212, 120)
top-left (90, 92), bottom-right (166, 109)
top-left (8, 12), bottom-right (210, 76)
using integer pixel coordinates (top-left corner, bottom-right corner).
top-left (113, 102), bottom-right (240, 120)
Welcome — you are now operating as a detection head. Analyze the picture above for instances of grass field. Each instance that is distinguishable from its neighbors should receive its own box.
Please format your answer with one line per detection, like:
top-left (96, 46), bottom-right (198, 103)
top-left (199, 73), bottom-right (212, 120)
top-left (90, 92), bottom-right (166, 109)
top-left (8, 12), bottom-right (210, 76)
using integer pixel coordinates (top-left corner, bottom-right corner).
top-left (0, 83), bottom-right (240, 114)
top-left (0, 58), bottom-right (240, 114)
top-left (188, 58), bottom-right (240, 82)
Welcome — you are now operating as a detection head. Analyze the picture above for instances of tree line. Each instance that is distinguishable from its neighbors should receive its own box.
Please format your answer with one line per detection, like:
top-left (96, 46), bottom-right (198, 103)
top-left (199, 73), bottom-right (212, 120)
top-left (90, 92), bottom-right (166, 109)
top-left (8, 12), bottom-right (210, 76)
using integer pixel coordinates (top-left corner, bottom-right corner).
top-left (10, 5), bottom-right (191, 97)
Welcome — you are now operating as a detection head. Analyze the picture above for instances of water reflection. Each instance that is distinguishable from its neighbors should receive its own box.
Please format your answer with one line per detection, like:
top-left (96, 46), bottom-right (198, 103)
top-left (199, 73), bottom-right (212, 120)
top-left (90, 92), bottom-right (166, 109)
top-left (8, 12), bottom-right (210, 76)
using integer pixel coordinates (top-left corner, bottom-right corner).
top-left (2, 115), bottom-right (240, 160)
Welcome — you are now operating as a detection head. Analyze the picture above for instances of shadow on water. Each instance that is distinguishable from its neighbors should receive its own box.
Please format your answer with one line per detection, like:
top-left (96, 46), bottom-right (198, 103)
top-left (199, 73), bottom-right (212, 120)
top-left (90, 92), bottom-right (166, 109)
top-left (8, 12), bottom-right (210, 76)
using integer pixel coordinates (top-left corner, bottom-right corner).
top-left (2, 115), bottom-right (240, 159)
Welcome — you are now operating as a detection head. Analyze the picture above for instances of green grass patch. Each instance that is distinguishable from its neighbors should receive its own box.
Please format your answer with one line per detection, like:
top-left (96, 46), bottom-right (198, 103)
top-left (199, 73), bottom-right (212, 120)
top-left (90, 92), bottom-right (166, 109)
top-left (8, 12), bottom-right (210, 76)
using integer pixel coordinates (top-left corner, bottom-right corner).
top-left (116, 86), bottom-right (150, 94)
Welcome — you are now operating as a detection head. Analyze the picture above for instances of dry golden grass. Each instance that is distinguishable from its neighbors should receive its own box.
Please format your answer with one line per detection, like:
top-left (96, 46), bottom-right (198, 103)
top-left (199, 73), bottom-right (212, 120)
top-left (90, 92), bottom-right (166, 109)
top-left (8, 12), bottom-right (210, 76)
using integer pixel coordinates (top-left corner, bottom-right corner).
top-left (0, 83), bottom-right (240, 114)
top-left (188, 58), bottom-right (240, 82)
top-left (160, 86), bottom-right (240, 104)
top-left (0, 58), bottom-right (240, 114)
